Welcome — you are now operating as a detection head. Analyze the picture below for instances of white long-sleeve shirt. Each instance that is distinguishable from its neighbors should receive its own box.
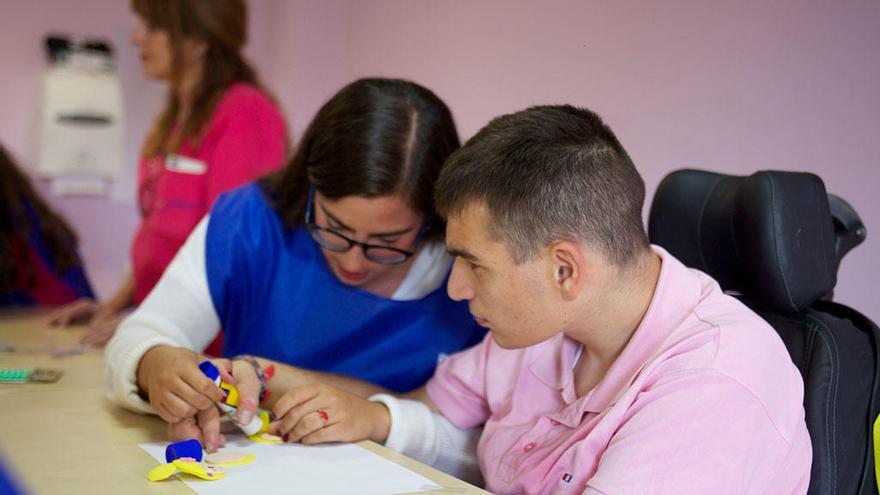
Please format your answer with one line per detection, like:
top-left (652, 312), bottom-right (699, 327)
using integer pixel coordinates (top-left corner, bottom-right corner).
top-left (105, 216), bottom-right (452, 413)
top-left (369, 394), bottom-right (484, 486)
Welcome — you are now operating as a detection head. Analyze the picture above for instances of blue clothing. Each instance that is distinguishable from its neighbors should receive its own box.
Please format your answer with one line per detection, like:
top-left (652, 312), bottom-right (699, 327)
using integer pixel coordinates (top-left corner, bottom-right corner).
top-left (0, 199), bottom-right (93, 307)
top-left (0, 456), bottom-right (23, 495)
top-left (206, 184), bottom-right (484, 392)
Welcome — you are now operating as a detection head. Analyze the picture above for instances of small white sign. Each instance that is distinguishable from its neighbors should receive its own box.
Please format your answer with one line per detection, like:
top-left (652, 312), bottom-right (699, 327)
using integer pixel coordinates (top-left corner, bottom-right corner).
top-left (166, 154), bottom-right (207, 175)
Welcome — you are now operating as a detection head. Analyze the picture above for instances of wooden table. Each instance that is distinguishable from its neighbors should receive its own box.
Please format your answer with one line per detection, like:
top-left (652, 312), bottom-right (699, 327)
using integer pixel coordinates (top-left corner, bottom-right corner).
top-left (0, 310), bottom-right (489, 494)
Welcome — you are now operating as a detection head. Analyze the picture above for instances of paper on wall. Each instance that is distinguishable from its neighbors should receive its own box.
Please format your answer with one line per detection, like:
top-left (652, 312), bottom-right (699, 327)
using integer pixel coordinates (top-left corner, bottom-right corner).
top-left (37, 60), bottom-right (124, 183)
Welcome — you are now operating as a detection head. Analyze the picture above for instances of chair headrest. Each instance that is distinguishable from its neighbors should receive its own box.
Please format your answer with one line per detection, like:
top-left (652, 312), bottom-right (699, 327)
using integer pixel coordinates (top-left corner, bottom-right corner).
top-left (648, 169), bottom-right (838, 312)
top-left (828, 194), bottom-right (867, 264)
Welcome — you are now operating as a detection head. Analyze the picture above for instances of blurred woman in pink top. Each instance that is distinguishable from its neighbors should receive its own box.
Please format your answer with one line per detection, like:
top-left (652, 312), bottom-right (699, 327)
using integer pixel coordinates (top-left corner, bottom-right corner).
top-left (49, 0), bottom-right (286, 346)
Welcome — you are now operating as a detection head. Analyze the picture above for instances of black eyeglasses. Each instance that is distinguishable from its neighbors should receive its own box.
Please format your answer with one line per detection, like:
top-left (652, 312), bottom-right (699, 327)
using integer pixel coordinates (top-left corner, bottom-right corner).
top-left (304, 186), bottom-right (425, 265)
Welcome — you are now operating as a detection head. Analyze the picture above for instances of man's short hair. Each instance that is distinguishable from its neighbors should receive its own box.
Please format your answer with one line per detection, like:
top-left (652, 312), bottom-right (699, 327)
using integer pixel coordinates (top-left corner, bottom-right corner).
top-left (435, 105), bottom-right (649, 266)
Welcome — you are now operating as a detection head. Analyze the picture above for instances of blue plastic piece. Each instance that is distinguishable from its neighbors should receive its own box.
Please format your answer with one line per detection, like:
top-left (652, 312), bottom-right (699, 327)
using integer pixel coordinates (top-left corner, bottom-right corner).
top-left (198, 360), bottom-right (220, 382)
top-left (165, 438), bottom-right (204, 463)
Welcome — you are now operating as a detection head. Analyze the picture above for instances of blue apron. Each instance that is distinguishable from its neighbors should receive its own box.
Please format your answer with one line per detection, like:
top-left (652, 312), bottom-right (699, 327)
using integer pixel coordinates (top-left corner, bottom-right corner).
top-left (206, 183), bottom-right (484, 392)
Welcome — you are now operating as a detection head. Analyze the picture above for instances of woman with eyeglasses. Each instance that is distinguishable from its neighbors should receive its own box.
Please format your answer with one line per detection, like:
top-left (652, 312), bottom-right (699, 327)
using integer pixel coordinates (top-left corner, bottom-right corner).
top-left (105, 78), bottom-right (484, 450)
top-left (47, 0), bottom-right (286, 347)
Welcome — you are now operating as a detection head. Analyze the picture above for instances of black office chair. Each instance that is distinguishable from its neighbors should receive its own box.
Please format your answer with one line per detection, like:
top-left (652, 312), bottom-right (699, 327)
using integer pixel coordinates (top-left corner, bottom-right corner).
top-left (648, 169), bottom-right (880, 495)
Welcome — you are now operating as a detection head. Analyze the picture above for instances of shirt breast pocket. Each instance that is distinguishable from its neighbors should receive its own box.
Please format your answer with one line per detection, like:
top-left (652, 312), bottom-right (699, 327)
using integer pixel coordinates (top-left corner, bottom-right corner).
top-left (153, 164), bottom-right (207, 241)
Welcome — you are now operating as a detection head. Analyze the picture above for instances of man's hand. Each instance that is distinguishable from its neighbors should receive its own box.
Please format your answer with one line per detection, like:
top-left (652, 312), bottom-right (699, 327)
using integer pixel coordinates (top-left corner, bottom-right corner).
top-left (269, 383), bottom-right (391, 445)
top-left (137, 345), bottom-right (225, 423)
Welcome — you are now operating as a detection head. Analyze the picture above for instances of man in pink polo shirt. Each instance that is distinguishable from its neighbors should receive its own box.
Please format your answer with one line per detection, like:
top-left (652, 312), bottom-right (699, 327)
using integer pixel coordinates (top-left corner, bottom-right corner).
top-left (257, 105), bottom-right (812, 494)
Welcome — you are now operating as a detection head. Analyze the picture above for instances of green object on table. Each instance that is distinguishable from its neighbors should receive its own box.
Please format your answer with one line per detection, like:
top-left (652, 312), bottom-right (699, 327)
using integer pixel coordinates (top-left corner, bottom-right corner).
top-left (0, 368), bottom-right (63, 383)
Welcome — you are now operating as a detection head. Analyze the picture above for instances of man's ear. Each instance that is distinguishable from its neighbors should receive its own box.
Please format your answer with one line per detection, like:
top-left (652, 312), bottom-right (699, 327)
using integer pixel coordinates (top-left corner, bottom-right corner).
top-left (549, 240), bottom-right (588, 301)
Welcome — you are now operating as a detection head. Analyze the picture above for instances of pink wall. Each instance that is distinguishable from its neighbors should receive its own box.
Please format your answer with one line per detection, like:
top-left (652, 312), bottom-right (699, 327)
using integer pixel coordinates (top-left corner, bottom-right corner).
top-left (256, 0), bottom-right (354, 139)
top-left (0, 0), bottom-right (158, 298)
top-left (0, 0), bottom-right (273, 298)
top-left (2, 1), bottom-right (877, 321)
top-left (331, 0), bottom-right (880, 320)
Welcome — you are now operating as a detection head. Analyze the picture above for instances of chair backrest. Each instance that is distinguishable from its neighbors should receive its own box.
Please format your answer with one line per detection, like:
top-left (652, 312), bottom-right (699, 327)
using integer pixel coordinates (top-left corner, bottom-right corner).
top-left (648, 169), bottom-right (880, 495)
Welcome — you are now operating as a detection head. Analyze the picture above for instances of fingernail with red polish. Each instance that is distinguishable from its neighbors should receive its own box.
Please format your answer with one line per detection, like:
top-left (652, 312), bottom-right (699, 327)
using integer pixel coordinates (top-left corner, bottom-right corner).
top-left (282, 433), bottom-right (289, 442)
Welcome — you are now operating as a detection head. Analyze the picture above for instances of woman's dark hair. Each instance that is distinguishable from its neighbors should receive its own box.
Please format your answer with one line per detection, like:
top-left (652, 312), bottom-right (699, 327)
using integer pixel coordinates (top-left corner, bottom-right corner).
top-left (260, 78), bottom-right (460, 239)
top-left (0, 145), bottom-right (82, 292)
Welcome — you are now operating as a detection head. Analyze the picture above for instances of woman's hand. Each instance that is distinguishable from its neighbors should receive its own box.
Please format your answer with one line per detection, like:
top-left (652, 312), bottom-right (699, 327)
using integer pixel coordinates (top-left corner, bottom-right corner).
top-left (269, 383), bottom-right (391, 445)
top-left (212, 358), bottom-right (262, 426)
top-left (137, 345), bottom-right (226, 423)
top-left (168, 407), bottom-right (227, 453)
top-left (46, 298), bottom-right (100, 327)
top-left (79, 309), bottom-right (124, 347)
top-left (51, 274), bottom-right (134, 347)
top-left (47, 299), bottom-right (124, 347)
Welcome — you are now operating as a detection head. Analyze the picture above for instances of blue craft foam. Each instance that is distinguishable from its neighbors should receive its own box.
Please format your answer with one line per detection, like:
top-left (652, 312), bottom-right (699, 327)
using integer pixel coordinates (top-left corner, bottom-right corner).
top-left (198, 360), bottom-right (220, 382)
top-left (165, 438), bottom-right (203, 463)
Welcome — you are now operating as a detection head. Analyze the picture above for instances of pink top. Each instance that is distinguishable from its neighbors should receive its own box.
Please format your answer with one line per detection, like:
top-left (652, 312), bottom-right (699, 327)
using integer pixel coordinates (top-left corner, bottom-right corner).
top-left (427, 247), bottom-right (812, 495)
top-left (131, 83), bottom-right (286, 304)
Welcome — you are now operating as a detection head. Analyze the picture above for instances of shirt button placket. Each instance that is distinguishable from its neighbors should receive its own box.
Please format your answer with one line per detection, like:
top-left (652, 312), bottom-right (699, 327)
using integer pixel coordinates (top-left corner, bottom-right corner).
top-left (523, 442), bottom-right (536, 453)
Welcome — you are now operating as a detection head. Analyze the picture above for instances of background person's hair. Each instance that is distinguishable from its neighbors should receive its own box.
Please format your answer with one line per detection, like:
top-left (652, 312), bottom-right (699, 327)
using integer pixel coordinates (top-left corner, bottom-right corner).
top-left (133, 0), bottom-right (272, 156)
top-left (0, 145), bottom-right (82, 292)
top-left (435, 104), bottom-right (650, 267)
top-left (260, 78), bottom-right (461, 240)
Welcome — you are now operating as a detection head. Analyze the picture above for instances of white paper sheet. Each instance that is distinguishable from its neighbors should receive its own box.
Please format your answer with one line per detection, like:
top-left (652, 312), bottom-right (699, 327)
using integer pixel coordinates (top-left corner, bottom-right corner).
top-left (140, 434), bottom-right (443, 494)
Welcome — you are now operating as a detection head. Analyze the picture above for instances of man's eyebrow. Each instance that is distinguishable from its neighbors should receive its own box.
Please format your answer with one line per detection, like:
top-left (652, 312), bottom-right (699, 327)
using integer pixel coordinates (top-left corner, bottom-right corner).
top-left (320, 204), bottom-right (416, 238)
top-left (447, 247), bottom-right (480, 263)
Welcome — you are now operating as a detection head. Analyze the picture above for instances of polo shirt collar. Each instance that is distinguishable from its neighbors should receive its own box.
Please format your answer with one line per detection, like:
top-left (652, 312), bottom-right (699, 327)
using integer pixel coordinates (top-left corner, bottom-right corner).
top-left (546, 246), bottom-right (704, 426)
top-left (528, 334), bottom-right (580, 390)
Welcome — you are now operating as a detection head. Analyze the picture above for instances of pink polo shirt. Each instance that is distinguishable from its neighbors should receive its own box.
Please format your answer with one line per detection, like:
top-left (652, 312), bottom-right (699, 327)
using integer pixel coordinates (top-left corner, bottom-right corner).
top-left (131, 82), bottom-right (286, 304)
top-left (427, 247), bottom-right (811, 495)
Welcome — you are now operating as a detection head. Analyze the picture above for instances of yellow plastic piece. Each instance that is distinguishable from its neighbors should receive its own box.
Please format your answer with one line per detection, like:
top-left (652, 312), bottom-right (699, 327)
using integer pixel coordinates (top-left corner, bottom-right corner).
top-left (257, 410), bottom-right (271, 434)
top-left (205, 452), bottom-right (256, 467)
top-left (147, 460), bottom-right (226, 482)
top-left (172, 459), bottom-right (226, 480)
top-left (873, 413), bottom-right (880, 493)
top-left (249, 432), bottom-right (283, 444)
top-left (219, 382), bottom-right (240, 407)
top-left (147, 463), bottom-right (177, 481)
